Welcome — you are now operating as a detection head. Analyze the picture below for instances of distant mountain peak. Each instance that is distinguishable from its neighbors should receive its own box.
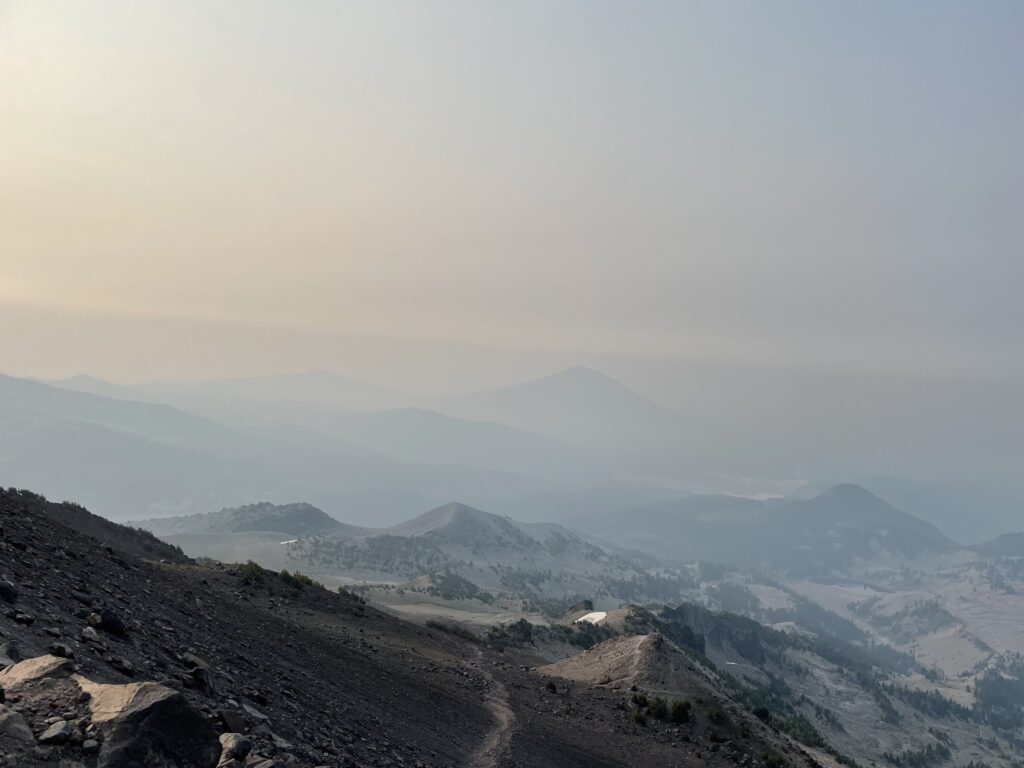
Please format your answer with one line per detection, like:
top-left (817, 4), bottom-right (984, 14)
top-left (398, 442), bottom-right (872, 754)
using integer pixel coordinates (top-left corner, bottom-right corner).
top-left (456, 365), bottom-right (669, 410)
top-left (552, 365), bottom-right (606, 379)
top-left (420, 501), bottom-right (488, 523)
top-left (432, 501), bottom-right (484, 515)
top-left (62, 373), bottom-right (112, 384)
top-left (534, 365), bottom-right (634, 389)
top-left (815, 483), bottom-right (884, 505)
top-left (258, 368), bottom-right (397, 392)
top-left (430, 365), bottom-right (678, 450)
top-left (585, 482), bottom-right (954, 570)
top-left (387, 501), bottom-right (499, 537)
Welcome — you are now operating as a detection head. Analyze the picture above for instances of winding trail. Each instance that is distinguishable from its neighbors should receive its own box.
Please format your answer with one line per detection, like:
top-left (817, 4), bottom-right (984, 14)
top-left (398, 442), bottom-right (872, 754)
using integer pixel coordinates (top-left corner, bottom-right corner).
top-left (627, 634), bottom-right (645, 681)
top-left (467, 649), bottom-right (517, 768)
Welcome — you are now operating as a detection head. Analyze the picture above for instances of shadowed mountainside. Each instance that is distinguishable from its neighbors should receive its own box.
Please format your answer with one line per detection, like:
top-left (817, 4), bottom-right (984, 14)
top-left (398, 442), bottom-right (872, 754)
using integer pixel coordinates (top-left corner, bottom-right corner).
top-left (576, 484), bottom-right (955, 572)
top-left (1, 487), bottom-right (188, 563)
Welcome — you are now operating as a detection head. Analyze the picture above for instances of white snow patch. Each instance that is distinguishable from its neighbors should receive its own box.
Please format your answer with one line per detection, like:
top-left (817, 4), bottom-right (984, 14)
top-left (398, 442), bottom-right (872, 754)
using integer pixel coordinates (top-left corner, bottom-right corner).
top-left (280, 539), bottom-right (298, 545)
top-left (574, 611), bottom-right (607, 624)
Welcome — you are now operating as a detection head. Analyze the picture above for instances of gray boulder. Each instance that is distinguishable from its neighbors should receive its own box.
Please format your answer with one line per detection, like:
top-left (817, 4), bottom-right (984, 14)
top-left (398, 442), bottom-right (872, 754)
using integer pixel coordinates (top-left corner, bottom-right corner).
top-left (0, 579), bottom-right (17, 604)
top-left (79, 677), bottom-right (221, 768)
top-left (0, 704), bottom-right (34, 745)
top-left (0, 656), bottom-right (220, 768)
top-left (38, 719), bottom-right (73, 744)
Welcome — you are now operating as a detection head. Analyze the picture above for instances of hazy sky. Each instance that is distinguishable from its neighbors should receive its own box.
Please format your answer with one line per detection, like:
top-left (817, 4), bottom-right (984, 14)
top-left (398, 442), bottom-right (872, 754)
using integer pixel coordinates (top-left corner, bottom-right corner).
top-left (2, 1), bottom-right (1022, 392)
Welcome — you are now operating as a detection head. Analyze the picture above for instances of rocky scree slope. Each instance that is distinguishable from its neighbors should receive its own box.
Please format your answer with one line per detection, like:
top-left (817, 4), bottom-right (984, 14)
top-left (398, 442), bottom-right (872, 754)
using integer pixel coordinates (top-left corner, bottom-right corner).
top-left (0, 490), bottom-right (494, 767)
top-left (0, 653), bottom-right (224, 768)
top-left (6, 488), bottom-right (188, 563)
top-left (1, 488), bottom-right (813, 768)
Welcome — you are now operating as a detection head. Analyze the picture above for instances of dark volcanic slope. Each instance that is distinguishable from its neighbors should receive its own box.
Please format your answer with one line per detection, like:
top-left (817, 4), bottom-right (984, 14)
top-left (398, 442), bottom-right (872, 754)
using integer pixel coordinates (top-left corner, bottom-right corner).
top-left (0, 492), bottom-right (495, 768)
top-left (2, 487), bottom-right (188, 562)
top-left (0, 491), bottom-right (807, 768)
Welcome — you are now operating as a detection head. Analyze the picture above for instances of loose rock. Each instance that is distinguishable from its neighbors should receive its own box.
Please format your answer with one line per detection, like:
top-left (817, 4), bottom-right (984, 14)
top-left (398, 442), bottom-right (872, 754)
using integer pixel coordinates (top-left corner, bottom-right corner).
top-left (37, 719), bottom-right (73, 744)
top-left (0, 579), bottom-right (18, 604)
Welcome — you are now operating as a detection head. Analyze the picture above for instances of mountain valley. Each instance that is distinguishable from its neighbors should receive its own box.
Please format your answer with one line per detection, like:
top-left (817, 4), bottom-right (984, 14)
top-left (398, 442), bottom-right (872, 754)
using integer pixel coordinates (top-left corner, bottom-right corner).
top-left (3, 369), bottom-right (1023, 768)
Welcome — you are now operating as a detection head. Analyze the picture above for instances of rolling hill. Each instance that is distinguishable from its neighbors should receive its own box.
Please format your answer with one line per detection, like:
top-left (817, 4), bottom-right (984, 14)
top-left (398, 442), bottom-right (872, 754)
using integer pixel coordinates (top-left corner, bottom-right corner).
top-left (138, 501), bottom-right (356, 538)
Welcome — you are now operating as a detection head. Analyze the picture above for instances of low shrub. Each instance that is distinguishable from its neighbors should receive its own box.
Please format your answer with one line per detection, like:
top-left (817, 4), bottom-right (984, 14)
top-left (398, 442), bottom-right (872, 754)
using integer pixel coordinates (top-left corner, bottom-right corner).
top-left (238, 560), bottom-right (264, 585)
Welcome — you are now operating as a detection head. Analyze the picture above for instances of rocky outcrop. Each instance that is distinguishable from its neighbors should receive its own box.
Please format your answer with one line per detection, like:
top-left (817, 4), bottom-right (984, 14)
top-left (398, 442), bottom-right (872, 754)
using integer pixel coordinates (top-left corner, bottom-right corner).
top-left (0, 654), bottom-right (222, 768)
top-left (0, 653), bottom-right (74, 688)
top-left (79, 676), bottom-right (221, 768)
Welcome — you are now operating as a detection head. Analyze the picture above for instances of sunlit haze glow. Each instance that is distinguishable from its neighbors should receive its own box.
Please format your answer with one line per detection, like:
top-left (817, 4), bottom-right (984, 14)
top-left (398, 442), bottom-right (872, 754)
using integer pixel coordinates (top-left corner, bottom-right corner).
top-left (1, 1), bottom-right (1021, 510)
